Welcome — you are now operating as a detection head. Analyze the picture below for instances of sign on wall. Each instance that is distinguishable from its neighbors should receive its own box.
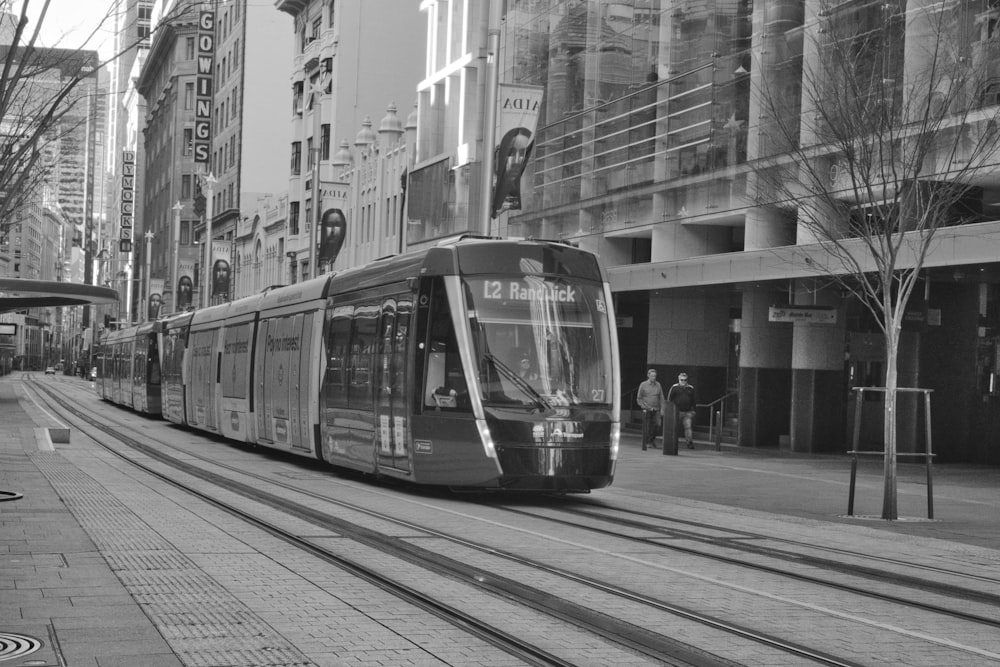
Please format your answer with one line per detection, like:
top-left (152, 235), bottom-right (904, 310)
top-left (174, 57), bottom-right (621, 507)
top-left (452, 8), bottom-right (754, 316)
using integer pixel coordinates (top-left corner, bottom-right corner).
top-left (120, 150), bottom-right (135, 253)
top-left (768, 305), bottom-right (837, 325)
top-left (194, 11), bottom-right (215, 164)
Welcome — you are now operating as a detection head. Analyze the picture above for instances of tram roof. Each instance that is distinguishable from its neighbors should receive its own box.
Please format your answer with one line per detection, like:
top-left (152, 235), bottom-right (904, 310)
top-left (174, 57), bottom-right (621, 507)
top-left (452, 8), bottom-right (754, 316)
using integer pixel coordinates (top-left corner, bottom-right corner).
top-left (0, 278), bottom-right (119, 314)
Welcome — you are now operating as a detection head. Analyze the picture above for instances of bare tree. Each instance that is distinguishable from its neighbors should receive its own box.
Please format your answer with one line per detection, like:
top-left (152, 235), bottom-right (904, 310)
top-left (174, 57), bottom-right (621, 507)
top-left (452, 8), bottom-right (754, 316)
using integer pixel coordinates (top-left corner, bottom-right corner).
top-left (752, 1), bottom-right (1000, 519)
top-left (0, 0), bottom-right (195, 237)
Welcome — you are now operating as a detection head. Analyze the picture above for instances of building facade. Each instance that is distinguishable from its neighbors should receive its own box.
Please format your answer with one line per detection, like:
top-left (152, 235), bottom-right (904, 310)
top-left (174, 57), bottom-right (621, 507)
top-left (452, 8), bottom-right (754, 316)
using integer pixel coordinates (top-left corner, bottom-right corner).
top-left (412, 0), bottom-right (1000, 465)
top-left (275, 0), bottom-right (424, 281)
top-left (136, 0), bottom-right (291, 317)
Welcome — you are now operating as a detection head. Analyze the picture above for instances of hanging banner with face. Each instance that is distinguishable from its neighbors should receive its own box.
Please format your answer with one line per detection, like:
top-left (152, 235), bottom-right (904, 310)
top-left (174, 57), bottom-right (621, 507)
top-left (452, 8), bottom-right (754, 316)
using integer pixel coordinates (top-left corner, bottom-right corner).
top-left (211, 241), bottom-right (231, 297)
top-left (319, 208), bottom-right (347, 267)
top-left (177, 258), bottom-right (195, 310)
top-left (492, 84), bottom-right (544, 218)
top-left (148, 278), bottom-right (164, 320)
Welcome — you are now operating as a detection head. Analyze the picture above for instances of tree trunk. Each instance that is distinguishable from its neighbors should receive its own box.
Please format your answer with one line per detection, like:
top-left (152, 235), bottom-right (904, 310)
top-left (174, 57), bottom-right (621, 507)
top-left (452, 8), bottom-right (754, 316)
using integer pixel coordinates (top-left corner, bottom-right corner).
top-left (882, 327), bottom-right (899, 520)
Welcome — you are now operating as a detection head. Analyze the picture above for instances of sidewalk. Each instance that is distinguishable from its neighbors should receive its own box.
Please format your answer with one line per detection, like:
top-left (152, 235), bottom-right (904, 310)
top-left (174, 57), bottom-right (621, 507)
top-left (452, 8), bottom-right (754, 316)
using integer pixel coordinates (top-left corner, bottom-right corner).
top-left (614, 430), bottom-right (1000, 550)
top-left (0, 380), bottom-right (183, 666)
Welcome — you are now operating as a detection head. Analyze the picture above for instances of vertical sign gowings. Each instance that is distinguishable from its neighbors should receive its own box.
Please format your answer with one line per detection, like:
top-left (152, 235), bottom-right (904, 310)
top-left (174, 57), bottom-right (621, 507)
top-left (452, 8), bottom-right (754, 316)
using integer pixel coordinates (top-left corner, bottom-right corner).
top-left (194, 11), bottom-right (214, 164)
top-left (491, 84), bottom-right (544, 218)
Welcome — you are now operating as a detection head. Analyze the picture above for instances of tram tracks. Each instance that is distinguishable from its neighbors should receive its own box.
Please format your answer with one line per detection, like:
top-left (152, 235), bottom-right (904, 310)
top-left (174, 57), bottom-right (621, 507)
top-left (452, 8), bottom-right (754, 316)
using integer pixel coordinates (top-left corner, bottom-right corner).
top-left (512, 500), bottom-right (1000, 626)
top-left (30, 379), bottom-right (1000, 666)
top-left (32, 379), bottom-right (862, 666)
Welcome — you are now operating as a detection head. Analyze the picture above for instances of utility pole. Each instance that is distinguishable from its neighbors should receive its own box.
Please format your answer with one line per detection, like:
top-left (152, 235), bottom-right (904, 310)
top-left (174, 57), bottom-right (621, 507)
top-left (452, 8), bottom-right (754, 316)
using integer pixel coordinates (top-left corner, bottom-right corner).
top-left (201, 172), bottom-right (217, 308)
top-left (311, 76), bottom-right (324, 277)
top-left (478, 0), bottom-right (503, 235)
top-left (171, 201), bottom-right (182, 314)
top-left (143, 230), bottom-right (154, 323)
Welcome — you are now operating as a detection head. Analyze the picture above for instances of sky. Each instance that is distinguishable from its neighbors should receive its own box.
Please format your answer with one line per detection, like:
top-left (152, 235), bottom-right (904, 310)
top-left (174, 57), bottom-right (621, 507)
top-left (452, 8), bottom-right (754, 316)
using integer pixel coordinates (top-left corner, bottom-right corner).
top-left (15, 0), bottom-right (118, 61)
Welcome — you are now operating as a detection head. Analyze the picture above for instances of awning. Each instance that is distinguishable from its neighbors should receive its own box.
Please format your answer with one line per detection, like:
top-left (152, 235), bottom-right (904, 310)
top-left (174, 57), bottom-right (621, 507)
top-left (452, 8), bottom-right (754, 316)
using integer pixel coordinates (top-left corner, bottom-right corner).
top-left (0, 278), bottom-right (119, 314)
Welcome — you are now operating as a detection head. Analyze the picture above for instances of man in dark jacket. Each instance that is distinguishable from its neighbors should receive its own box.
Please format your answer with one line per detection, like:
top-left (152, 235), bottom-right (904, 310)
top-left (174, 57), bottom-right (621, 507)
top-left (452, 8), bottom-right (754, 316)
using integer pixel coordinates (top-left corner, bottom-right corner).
top-left (667, 373), bottom-right (697, 449)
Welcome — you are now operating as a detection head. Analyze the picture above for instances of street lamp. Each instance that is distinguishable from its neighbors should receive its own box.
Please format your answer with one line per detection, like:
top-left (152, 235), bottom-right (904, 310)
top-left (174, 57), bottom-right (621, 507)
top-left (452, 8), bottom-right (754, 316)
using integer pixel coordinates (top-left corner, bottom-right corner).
top-left (478, 0), bottom-right (503, 235)
top-left (143, 230), bottom-right (154, 323)
top-left (172, 200), bottom-right (182, 314)
top-left (200, 172), bottom-right (217, 308)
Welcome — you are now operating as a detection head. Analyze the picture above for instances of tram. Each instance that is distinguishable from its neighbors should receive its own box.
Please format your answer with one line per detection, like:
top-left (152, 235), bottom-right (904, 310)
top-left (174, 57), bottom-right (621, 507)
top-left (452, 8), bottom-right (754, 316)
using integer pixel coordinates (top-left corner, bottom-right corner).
top-left (93, 320), bottom-right (162, 414)
top-left (96, 238), bottom-right (621, 492)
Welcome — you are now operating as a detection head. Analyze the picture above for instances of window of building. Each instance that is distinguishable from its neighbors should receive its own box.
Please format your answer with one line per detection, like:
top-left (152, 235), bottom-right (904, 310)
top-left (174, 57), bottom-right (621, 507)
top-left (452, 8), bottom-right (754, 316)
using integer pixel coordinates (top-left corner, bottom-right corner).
top-left (186, 36), bottom-right (195, 60)
top-left (328, 0), bottom-right (335, 28)
top-left (232, 39), bottom-right (239, 66)
top-left (312, 16), bottom-right (322, 41)
top-left (306, 137), bottom-right (314, 170)
top-left (181, 174), bottom-right (191, 199)
top-left (290, 141), bottom-right (301, 174)
top-left (293, 81), bottom-right (303, 115)
top-left (180, 220), bottom-right (190, 245)
top-left (183, 128), bottom-right (193, 155)
top-left (321, 123), bottom-right (330, 160)
top-left (184, 82), bottom-right (194, 109)
top-left (289, 201), bottom-right (300, 235)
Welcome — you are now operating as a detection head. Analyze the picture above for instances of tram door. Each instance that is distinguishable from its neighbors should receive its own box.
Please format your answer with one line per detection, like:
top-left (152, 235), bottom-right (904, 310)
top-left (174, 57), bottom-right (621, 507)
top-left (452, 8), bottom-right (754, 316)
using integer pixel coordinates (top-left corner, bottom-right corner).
top-left (375, 296), bottom-right (411, 472)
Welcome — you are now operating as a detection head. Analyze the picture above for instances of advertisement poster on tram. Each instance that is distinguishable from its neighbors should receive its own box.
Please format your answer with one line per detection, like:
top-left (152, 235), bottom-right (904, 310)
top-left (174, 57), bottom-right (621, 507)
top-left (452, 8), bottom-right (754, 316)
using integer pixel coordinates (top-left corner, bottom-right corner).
top-left (211, 241), bottom-right (231, 297)
top-left (492, 83), bottom-right (544, 217)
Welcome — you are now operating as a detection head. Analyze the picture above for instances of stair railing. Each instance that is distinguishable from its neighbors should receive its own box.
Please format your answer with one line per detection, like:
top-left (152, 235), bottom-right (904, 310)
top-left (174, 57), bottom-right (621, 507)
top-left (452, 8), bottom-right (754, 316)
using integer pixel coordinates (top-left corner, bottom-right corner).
top-left (697, 391), bottom-right (737, 450)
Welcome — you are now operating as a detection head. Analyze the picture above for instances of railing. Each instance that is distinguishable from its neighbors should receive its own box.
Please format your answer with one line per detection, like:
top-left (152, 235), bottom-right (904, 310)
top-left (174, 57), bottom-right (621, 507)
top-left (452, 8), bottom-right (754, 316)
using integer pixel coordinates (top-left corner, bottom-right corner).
top-left (697, 391), bottom-right (737, 451)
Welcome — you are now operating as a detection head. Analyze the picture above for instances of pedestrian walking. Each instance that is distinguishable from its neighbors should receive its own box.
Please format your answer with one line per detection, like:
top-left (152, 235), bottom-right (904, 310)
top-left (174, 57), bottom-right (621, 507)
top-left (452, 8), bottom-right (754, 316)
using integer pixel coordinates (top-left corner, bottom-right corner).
top-left (667, 372), bottom-right (697, 449)
top-left (637, 369), bottom-right (665, 450)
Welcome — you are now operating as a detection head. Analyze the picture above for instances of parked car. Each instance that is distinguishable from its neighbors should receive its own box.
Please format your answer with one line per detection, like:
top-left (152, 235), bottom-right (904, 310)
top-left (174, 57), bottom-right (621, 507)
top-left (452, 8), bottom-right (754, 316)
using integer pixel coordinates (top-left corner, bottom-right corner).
top-left (44, 366), bottom-right (56, 375)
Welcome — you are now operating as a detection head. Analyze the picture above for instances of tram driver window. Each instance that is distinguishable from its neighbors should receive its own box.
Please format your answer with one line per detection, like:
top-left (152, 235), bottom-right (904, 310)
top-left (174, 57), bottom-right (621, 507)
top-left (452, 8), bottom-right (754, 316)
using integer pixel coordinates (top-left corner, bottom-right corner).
top-left (424, 282), bottom-right (466, 410)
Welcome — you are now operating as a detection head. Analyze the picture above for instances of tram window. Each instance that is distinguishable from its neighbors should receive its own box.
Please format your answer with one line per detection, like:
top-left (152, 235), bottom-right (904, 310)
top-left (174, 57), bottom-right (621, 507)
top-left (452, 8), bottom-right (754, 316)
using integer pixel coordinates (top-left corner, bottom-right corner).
top-left (348, 304), bottom-right (378, 411)
top-left (324, 308), bottom-right (352, 409)
top-left (423, 280), bottom-right (467, 411)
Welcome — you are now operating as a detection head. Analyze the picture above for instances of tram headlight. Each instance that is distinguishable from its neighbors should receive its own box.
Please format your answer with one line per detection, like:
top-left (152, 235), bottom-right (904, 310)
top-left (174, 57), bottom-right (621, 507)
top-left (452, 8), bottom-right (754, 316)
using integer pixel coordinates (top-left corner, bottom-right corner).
top-left (476, 419), bottom-right (499, 460)
top-left (610, 422), bottom-right (620, 460)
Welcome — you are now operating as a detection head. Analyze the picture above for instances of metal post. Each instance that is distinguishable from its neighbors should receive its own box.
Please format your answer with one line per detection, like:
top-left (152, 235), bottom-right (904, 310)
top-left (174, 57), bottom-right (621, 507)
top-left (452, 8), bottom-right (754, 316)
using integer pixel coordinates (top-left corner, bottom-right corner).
top-left (143, 231), bottom-right (154, 323)
top-left (848, 454), bottom-right (858, 516)
top-left (924, 390), bottom-right (934, 520)
top-left (171, 201), bottom-right (182, 314)
top-left (848, 387), bottom-right (865, 516)
top-left (478, 0), bottom-right (503, 235)
top-left (714, 409), bottom-right (723, 451)
top-left (201, 172), bottom-right (217, 308)
top-left (311, 78), bottom-right (323, 276)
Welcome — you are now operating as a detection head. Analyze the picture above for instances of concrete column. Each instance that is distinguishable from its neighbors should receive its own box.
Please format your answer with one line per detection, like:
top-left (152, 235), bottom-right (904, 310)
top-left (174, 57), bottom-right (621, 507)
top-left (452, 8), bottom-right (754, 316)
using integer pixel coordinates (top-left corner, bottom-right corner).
top-left (738, 285), bottom-right (793, 447)
top-left (789, 283), bottom-right (847, 452)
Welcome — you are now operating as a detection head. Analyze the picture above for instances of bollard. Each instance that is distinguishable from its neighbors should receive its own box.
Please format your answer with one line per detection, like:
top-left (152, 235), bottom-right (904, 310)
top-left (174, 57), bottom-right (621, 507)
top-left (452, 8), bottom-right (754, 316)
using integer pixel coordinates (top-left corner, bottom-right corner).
top-left (662, 405), bottom-right (678, 455)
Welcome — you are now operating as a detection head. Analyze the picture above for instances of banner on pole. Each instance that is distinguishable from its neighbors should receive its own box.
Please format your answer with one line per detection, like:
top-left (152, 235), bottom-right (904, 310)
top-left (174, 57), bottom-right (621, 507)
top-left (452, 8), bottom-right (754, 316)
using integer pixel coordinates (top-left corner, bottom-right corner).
top-left (177, 258), bottom-right (195, 310)
top-left (492, 84), bottom-right (544, 218)
top-left (211, 241), bottom-right (231, 297)
top-left (148, 278), bottom-right (164, 320)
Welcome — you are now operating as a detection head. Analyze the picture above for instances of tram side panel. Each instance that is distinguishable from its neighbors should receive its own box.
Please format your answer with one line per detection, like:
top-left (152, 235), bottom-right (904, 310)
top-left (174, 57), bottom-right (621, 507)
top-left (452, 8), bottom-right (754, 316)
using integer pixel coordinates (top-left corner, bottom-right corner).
top-left (187, 328), bottom-right (220, 431)
top-left (319, 301), bottom-right (378, 474)
top-left (253, 306), bottom-right (323, 456)
top-left (219, 319), bottom-right (255, 443)
top-left (160, 314), bottom-right (192, 425)
top-left (374, 295), bottom-right (413, 476)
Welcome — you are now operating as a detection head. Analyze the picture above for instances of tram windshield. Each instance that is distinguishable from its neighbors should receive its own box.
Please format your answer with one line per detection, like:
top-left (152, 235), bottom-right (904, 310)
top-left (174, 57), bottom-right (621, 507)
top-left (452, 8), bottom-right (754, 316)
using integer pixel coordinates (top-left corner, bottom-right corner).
top-left (464, 274), bottom-right (614, 408)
